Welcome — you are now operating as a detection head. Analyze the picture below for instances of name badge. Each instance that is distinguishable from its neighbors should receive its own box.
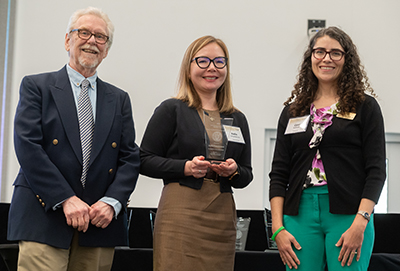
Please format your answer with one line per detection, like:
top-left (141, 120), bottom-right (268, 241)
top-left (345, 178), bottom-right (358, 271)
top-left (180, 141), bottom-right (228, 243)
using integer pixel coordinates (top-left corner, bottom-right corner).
top-left (284, 115), bottom-right (310, 135)
top-left (223, 125), bottom-right (245, 144)
top-left (337, 112), bottom-right (356, 120)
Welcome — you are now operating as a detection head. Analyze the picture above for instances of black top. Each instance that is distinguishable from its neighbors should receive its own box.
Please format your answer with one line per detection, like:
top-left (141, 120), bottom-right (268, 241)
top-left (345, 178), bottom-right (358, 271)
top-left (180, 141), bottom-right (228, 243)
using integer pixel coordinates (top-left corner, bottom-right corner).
top-left (140, 98), bottom-right (253, 192)
top-left (269, 95), bottom-right (386, 215)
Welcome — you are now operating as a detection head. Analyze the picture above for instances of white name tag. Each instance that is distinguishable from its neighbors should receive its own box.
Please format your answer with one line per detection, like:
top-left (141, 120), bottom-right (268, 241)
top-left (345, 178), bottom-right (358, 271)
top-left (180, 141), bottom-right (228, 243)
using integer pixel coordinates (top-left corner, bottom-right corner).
top-left (284, 115), bottom-right (310, 135)
top-left (223, 125), bottom-right (245, 144)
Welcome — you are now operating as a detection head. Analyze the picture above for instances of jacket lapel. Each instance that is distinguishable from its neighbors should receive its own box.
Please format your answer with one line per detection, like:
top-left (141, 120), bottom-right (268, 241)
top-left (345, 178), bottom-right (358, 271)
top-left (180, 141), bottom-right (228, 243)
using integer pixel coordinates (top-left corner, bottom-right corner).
top-left (50, 66), bottom-right (82, 162)
top-left (90, 78), bottom-right (116, 166)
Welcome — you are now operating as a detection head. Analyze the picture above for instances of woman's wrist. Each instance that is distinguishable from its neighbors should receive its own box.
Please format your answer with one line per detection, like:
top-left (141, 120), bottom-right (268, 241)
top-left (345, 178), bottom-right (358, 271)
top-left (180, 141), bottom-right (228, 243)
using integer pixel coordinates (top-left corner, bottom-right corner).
top-left (184, 160), bottom-right (192, 176)
top-left (228, 170), bottom-right (239, 180)
top-left (271, 226), bottom-right (285, 241)
top-left (228, 166), bottom-right (240, 180)
top-left (272, 224), bottom-right (284, 233)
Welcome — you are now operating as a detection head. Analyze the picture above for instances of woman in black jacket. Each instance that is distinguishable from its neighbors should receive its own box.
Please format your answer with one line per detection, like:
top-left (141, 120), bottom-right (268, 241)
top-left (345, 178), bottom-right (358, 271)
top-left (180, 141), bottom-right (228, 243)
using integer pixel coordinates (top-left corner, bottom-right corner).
top-left (269, 27), bottom-right (386, 271)
top-left (140, 35), bottom-right (253, 271)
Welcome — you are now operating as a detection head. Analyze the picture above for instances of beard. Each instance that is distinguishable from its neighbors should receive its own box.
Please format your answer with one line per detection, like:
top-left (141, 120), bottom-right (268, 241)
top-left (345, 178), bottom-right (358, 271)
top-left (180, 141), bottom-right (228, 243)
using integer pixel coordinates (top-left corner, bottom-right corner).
top-left (78, 45), bottom-right (102, 69)
top-left (78, 55), bottom-right (100, 70)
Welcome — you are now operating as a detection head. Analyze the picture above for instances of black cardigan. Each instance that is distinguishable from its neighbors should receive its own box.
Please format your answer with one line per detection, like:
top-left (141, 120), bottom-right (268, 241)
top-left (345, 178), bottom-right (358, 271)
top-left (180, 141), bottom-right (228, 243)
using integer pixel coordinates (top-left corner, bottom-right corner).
top-left (140, 98), bottom-right (253, 193)
top-left (269, 95), bottom-right (386, 215)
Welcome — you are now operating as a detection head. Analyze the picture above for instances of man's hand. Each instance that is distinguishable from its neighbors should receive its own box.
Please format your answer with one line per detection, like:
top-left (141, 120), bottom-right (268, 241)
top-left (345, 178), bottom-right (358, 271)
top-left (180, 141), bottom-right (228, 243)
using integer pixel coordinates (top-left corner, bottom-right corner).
top-left (62, 196), bottom-right (91, 232)
top-left (89, 201), bottom-right (114, 229)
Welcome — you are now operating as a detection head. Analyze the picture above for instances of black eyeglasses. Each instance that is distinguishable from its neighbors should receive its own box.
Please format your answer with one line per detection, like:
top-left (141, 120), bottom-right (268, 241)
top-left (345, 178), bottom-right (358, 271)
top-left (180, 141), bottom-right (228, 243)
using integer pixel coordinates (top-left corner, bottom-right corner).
top-left (312, 48), bottom-right (345, 61)
top-left (191, 57), bottom-right (228, 69)
top-left (70, 29), bottom-right (109, 44)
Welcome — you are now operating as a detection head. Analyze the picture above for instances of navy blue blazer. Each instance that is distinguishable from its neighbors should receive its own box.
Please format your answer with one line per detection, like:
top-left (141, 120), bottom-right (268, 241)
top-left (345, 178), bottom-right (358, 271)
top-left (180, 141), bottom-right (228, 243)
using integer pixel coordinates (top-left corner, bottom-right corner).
top-left (8, 66), bottom-right (140, 249)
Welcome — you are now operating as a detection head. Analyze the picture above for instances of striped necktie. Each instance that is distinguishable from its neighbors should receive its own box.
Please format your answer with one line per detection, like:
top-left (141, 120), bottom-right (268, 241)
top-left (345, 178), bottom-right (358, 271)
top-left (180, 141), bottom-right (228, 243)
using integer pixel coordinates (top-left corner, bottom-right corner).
top-left (78, 79), bottom-right (94, 188)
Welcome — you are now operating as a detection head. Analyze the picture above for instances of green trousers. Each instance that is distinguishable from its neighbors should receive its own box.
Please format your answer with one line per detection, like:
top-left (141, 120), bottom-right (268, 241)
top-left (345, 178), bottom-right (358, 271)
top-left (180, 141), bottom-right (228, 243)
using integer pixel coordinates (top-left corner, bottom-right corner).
top-left (283, 185), bottom-right (374, 271)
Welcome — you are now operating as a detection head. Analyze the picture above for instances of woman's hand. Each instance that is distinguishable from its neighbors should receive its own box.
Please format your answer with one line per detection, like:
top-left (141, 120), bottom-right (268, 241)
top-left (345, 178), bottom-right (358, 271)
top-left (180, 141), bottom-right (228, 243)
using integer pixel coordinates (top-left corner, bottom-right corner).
top-left (209, 158), bottom-right (237, 177)
top-left (336, 219), bottom-right (367, 267)
top-left (184, 156), bottom-right (211, 178)
top-left (275, 229), bottom-right (302, 270)
top-left (336, 198), bottom-right (374, 267)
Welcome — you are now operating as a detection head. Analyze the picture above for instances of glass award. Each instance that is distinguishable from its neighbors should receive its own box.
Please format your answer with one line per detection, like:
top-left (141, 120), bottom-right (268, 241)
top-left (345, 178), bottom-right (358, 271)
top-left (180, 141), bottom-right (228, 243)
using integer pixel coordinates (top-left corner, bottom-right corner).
top-left (235, 217), bottom-right (251, 251)
top-left (203, 111), bottom-right (233, 164)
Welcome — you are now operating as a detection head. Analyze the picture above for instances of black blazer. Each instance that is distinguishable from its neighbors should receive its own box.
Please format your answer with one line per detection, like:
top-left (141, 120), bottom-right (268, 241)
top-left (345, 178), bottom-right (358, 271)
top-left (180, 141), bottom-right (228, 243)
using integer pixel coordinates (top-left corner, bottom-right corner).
top-left (269, 95), bottom-right (386, 215)
top-left (8, 66), bottom-right (140, 249)
top-left (140, 98), bottom-right (253, 192)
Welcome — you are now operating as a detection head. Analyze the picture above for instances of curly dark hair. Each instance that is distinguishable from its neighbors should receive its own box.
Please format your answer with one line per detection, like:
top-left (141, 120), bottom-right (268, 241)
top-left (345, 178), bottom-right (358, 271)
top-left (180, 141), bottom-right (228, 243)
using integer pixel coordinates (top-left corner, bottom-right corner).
top-left (284, 26), bottom-right (375, 117)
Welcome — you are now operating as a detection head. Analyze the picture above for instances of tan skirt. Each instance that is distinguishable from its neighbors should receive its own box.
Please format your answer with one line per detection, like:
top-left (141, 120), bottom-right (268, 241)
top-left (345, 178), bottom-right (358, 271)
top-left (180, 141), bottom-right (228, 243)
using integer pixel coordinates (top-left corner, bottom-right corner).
top-left (153, 181), bottom-right (236, 271)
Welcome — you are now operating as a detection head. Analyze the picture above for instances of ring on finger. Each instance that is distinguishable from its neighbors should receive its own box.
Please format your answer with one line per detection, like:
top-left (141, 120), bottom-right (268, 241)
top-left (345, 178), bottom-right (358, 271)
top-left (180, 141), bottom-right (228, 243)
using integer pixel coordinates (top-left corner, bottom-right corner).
top-left (198, 170), bottom-right (202, 174)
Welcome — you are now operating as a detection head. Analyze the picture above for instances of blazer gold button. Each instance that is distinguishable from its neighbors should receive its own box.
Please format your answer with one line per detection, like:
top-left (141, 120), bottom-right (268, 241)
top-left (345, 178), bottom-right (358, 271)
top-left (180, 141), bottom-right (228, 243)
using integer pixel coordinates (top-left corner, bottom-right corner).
top-left (39, 199), bottom-right (42, 203)
top-left (112, 142), bottom-right (117, 148)
top-left (109, 168), bottom-right (113, 174)
top-left (36, 195), bottom-right (40, 199)
top-left (41, 202), bottom-right (45, 207)
top-left (53, 139), bottom-right (59, 145)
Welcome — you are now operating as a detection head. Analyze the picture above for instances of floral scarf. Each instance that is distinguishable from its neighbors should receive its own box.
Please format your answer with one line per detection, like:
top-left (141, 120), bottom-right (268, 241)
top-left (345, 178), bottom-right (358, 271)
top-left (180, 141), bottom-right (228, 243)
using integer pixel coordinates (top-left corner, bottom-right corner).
top-left (304, 103), bottom-right (338, 189)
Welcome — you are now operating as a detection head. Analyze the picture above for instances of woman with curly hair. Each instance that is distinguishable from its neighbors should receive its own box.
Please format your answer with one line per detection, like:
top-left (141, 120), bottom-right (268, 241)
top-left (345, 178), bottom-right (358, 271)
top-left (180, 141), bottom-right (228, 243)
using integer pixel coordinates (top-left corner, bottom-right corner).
top-left (269, 26), bottom-right (386, 270)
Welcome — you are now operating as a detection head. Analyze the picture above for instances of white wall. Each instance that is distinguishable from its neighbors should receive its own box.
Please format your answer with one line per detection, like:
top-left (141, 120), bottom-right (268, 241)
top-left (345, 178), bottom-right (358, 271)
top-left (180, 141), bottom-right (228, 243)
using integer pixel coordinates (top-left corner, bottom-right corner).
top-left (2, 0), bottom-right (400, 210)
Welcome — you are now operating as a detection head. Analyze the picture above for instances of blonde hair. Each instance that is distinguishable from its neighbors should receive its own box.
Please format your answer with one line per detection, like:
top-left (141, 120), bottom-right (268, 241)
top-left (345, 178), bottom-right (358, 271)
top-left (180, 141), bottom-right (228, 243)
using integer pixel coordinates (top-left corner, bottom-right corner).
top-left (66, 7), bottom-right (114, 49)
top-left (176, 35), bottom-right (236, 114)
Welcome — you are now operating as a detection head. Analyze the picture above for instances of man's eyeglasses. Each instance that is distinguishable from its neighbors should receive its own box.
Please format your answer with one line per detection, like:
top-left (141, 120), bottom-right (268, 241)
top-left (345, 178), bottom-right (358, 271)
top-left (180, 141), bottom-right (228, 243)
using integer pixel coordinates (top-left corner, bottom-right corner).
top-left (192, 57), bottom-right (228, 69)
top-left (312, 48), bottom-right (345, 61)
top-left (70, 29), bottom-right (109, 44)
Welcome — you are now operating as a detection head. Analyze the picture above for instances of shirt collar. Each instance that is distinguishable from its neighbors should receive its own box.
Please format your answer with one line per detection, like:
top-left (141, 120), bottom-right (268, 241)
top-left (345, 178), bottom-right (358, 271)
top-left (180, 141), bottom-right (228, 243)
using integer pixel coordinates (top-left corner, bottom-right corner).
top-left (66, 64), bottom-right (97, 89)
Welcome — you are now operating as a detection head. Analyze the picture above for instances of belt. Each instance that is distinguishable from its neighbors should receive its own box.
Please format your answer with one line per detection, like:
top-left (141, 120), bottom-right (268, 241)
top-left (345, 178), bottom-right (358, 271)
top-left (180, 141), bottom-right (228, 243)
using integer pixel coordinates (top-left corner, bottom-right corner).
top-left (204, 170), bottom-right (219, 183)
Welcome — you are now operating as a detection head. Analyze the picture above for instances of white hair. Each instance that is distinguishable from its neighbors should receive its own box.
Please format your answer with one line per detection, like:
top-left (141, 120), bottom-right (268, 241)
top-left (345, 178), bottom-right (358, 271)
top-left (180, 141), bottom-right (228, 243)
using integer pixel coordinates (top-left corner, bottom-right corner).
top-left (66, 6), bottom-right (114, 49)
